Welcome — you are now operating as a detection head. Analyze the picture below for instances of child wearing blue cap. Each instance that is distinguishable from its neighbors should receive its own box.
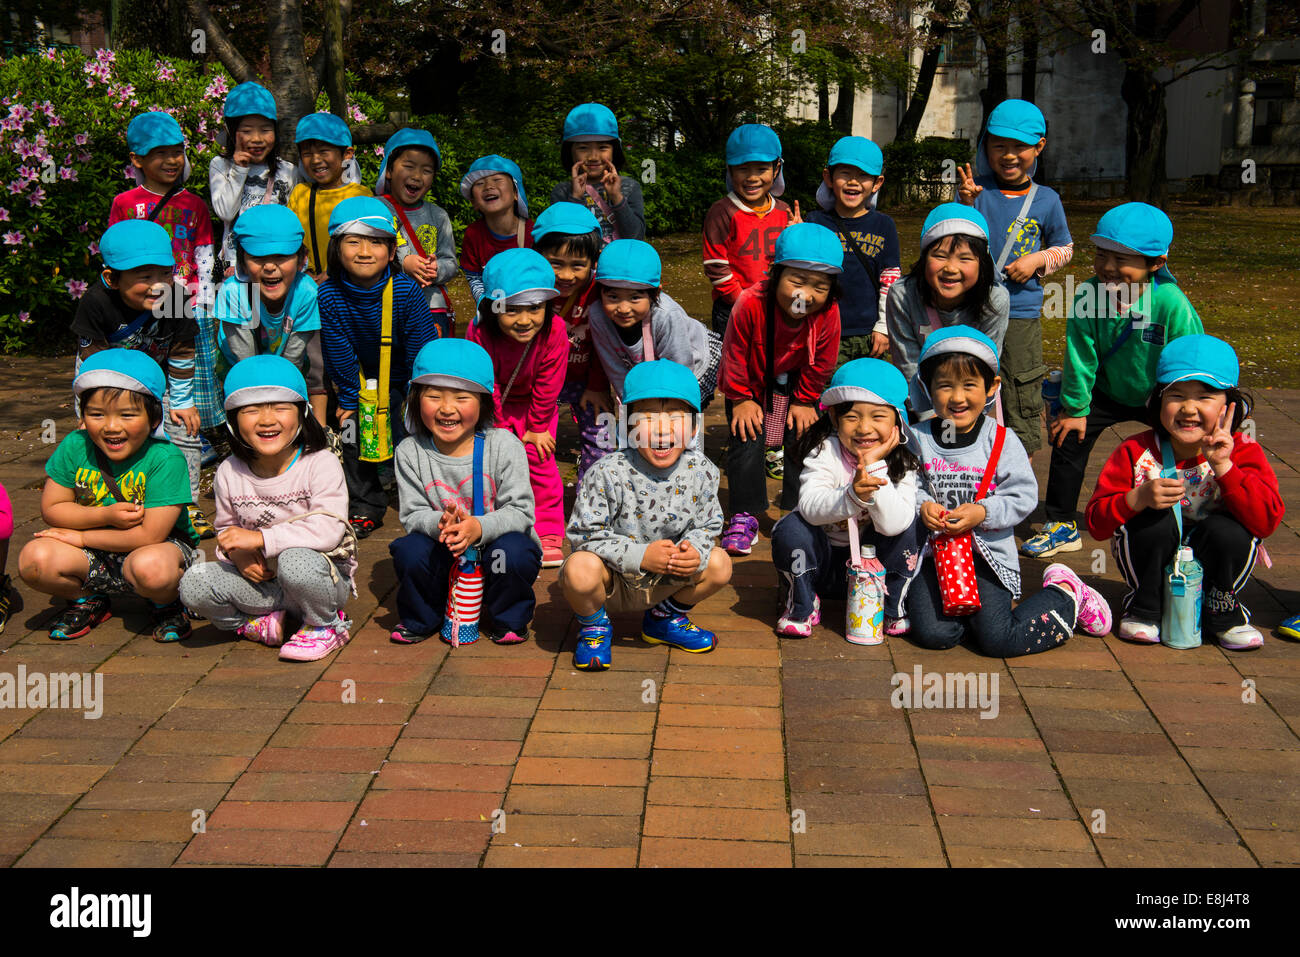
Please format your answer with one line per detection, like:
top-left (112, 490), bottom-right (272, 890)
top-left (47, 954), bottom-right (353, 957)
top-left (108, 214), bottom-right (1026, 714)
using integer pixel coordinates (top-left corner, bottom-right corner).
top-left (317, 196), bottom-right (441, 538)
top-left (213, 204), bottom-right (326, 425)
top-left (209, 82), bottom-right (297, 278)
top-left (807, 136), bottom-right (901, 364)
top-left (467, 248), bottom-right (570, 566)
top-left (1025, 202), bottom-right (1203, 560)
top-left (21, 350), bottom-right (200, 643)
top-left (180, 355), bottom-right (355, 661)
top-left (771, 359), bottom-right (923, 638)
top-left (459, 155), bottom-right (534, 304)
top-left (288, 112), bottom-right (370, 281)
top-left (1085, 335), bottom-right (1282, 651)
top-left (903, 327), bottom-right (1112, 655)
top-left (718, 222), bottom-right (843, 556)
top-left (562, 359), bottom-right (731, 671)
top-left (886, 203), bottom-right (1008, 413)
top-left (375, 128), bottom-right (458, 337)
top-left (957, 98), bottom-right (1073, 457)
top-left (548, 103), bottom-right (646, 244)
top-left (703, 124), bottom-right (795, 339)
top-left (389, 338), bottom-right (543, 645)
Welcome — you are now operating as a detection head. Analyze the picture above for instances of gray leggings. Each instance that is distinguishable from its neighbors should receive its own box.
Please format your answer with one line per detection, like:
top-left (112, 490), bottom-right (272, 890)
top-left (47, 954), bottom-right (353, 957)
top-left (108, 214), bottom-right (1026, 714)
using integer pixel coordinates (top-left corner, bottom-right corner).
top-left (180, 547), bottom-right (350, 629)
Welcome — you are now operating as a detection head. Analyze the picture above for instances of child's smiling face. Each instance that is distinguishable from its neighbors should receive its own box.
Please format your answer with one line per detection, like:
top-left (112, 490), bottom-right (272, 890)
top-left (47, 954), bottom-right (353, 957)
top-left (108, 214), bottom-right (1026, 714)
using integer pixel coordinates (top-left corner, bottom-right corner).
top-left (1160, 379), bottom-right (1228, 454)
top-left (298, 140), bottom-right (353, 188)
top-left (572, 140), bottom-right (615, 181)
top-left (1094, 246), bottom-right (1161, 288)
top-left (235, 402), bottom-right (300, 460)
top-left (500, 302), bottom-right (547, 343)
top-left (729, 161), bottom-right (778, 208)
top-left (387, 147), bottom-right (437, 205)
top-left (834, 401), bottom-right (898, 457)
top-left (337, 234), bottom-right (394, 284)
top-left (775, 267), bottom-right (833, 321)
top-left (930, 360), bottom-right (999, 434)
top-left (81, 388), bottom-right (153, 461)
top-left (470, 174), bottom-right (517, 215)
top-left (546, 249), bottom-right (594, 298)
top-left (233, 116), bottom-right (276, 165)
top-left (984, 135), bottom-right (1044, 186)
top-left (244, 251), bottom-right (302, 304)
top-left (924, 236), bottom-right (981, 308)
top-left (823, 165), bottom-right (881, 215)
top-left (106, 264), bottom-right (173, 312)
top-left (599, 286), bottom-right (653, 329)
top-left (629, 397), bottom-right (696, 470)
top-left (418, 386), bottom-right (483, 453)
top-left (131, 144), bottom-right (185, 192)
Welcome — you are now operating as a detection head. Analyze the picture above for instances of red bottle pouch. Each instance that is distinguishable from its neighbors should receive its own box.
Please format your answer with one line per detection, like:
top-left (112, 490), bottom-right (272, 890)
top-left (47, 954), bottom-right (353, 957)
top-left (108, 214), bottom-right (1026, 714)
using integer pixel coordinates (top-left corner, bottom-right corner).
top-left (930, 425), bottom-right (1005, 617)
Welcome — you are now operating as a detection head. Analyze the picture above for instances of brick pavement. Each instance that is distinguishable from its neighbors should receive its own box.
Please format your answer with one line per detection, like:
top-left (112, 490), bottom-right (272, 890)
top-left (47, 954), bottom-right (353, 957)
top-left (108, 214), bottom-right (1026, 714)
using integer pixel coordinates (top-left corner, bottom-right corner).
top-left (0, 355), bottom-right (1297, 867)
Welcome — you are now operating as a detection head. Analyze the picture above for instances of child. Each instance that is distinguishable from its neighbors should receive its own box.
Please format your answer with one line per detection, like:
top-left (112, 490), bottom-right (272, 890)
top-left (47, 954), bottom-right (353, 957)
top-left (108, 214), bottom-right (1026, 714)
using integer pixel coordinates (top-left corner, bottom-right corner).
top-left (467, 248), bottom-right (569, 567)
top-left (958, 99), bottom-right (1073, 457)
top-left (548, 103), bottom-right (646, 243)
top-left (703, 123), bottom-right (794, 338)
top-left (375, 128), bottom-right (458, 338)
top-left (72, 219), bottom-right (211, 538)
top-left (771, 359), bottom-right (923, 637)
top-left (389, 338), bottom-right (542, 645)
top-left (180, 355), bottom-right (353, 661)
top-left (287, 112), bottom-right (370, 282)
top-left (807, 136), bottom-right (901, 363)
top-left (214, 204), bottom-right (326, 424)
top-left (533, 201), bottom-right (610, 480)
top-left (562, 359), bottom-right (732, 671)
top-left (1085, 335), bottom-right (1283, 650)
top-left (904, 327), bottom-right (1112, 656)
top-left (209, 81), bottom-right (297, 277)
top-left (886, 203), bottom-right (1009, 418)
top-left (317, 196), bottom-right (440, 538)
top-left (458, 155), bottom-right (534, 303)
top-left (718, 222), bottom-right (843, 555)
top-left (1024, 202), bottom-right (1203, 559)
top-left (587, 239), bottom-right (721, 409)
top-left (19, 350), bottom-right (199, 642)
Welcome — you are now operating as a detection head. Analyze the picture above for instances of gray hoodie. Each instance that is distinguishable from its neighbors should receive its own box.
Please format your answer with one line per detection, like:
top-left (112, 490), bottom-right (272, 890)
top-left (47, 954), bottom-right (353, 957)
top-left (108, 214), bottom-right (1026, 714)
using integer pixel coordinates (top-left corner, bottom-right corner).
top-left (588, 291), bottom-right (711, 401)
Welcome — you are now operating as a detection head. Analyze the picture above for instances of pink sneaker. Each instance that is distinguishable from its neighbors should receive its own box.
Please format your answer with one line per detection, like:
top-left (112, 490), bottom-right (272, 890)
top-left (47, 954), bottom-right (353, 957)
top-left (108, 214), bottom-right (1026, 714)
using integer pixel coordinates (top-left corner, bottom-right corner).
top-left (279, 614), bottom-right (350, 662)
top-left (1043, 563), bottom-right (1112, 636)
top-left (237, 610), bottom-right (287, 647)
top-left (540, 534), bottom-right (565, 568)
top-left (884, 616), bottom-right (910, 636)
top-left (776, 596), bottom-right (821, 638)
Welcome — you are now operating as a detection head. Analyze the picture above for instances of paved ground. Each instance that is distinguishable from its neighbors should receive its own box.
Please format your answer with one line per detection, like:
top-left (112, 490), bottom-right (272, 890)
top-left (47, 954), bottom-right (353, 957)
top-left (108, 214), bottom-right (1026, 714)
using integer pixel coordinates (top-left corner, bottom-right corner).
top-left (0, 354), bottom-right (1297, 868)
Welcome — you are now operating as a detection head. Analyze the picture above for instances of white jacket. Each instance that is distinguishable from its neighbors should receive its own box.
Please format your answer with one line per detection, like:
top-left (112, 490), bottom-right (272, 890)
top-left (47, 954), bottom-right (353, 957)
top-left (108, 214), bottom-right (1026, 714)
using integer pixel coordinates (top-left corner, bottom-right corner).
top-left (796, 435), bottom-right (919, 546)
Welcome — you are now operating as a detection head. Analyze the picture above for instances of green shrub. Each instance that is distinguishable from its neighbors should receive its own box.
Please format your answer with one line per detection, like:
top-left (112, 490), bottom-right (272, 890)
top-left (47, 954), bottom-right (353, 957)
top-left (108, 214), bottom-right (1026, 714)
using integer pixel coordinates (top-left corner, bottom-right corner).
top-left (880, 136), bottom-right (972, 209)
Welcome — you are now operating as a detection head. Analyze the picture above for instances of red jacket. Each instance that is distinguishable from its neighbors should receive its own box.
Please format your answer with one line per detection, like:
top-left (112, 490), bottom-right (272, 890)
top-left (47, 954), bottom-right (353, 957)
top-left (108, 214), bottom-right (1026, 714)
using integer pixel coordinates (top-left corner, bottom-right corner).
top-left (702, 194), bottom-right (792, 303)
top-left (719, 282), bottom-right (841, 407)
top-left (1085, 429), bottom-right (1284, 542)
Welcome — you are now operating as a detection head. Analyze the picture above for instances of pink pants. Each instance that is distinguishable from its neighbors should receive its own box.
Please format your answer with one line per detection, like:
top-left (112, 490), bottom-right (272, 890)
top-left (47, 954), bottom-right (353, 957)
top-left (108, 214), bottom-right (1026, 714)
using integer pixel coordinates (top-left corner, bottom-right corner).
top-left (0, 481), bottom-right (11, 539)
top-left (498, 402), bottom-right (564, 539)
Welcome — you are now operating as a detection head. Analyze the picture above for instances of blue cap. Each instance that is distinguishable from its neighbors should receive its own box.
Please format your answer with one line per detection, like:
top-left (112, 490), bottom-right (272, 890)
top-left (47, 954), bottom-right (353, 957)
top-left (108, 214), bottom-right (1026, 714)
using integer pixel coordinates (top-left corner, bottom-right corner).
top-left (223, 355), bottom-right (308, 410)
top-left (726, 124), bottom-right (785, 198)
top-left (918, 325), bottom-right (1000, 374)
top-left (230, 205), bottom-right (304, 258)
top-left (773, 222), bottom-right (843, 275)
top-left (327, 196), bottom-right (398, 237)
top-left (295, 112), bottom-right (352, 148)
top-left (73, 348), bottom-right (166, 404)
top-left (624, 359), bottom-right (701, 412)
top-left (817, 136), bottom-right (884, 211)
top-left (410, 338), bottom-right (495, 395)
top-left (99, 220), bottom-right (175, 271)
top-left (481, 247), bottom-right (559, 306)
top-left (375, 128), bottom-right (441, 196)
top-left (460, 154), bottom-right (528, 218)
top-left (532, 202), bottom-right (601, 242)
top-left (1156, 334), bottom-right (1238, 390)
top-left (594, 239), bottom-right (661, 289)
top-left (1092, 202), bottom-right (1173, 259)
top-left (126, 111), bottom-right (184, 156)
top-left (976, 99), bottom-right (1046, 179)
top-left (223, 82), bottom-right (277, 122)
top-left (821, 358), bottom-right (909, 422)
top-left (560, 103), bottom-right (626, 171)
top-left (920, 202), bottom-right (990, 250)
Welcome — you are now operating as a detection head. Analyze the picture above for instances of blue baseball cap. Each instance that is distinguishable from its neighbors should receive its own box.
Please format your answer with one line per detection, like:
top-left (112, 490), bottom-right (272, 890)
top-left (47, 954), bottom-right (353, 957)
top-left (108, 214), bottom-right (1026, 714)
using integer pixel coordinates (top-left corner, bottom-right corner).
top-left (624, 359), bottom-right (701, 412)
top-left (1156, 334), bottom-right (1238, 390)
top-left (725, 124), bottom-right (785, 198)
top-left (73, 348), bottom-right (166, 405)
top-left (375, 128), bottom-right (441, 196)
top-left (295, 112), bottom-right (352, 148)
top-left (230, 205), bottom-right (304, 258)
top-left (1092, 202), bottom-right (1173, 258)
top-left (821, 358), bottom-right (909, 422)
top-left (328, 196), bottom-right (398, 237)
top-left (817, 136), bottom-right (884, 211)
top-left (918, 325), bottom-right (1000, 374)
top-left (481, 248), bottom-right (559, 306)
top-left (773, 222), bottom-right (843, 275)
top-left (126, 111), bottom-right (184, 156)
top-left (410, 338), bottom-right (495, 395)
top-left (99, 220), bottom-right (175, 271)
top-left (532, 202), bottom-right (601, 242)
top-left (975, 99), bottom-right (1046, 180)
top-left (920, 203), bottom-right (990, 250)
top-left (594, 239), bottom-right (660, 289)
top-left (223, 354), bottom-right (308, 410)
top-left (561, 103), bottom-right (626, 170)
top-left (223, 82), bottom-right (277, 122)
top-left (460, 155), bottom-right (528, 218)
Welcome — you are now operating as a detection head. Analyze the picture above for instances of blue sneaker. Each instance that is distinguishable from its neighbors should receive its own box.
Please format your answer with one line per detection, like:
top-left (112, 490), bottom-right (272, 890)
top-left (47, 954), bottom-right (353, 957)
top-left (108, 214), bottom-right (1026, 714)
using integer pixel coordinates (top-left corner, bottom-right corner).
top-left (641, 611), bottom-right (716, 653)
top-left (1278, 614), bottom-right (1300, 641)
top-left (573, 617), bottom-right (612, 671)
top-left (1020, 520), bottom-right (1082, 558)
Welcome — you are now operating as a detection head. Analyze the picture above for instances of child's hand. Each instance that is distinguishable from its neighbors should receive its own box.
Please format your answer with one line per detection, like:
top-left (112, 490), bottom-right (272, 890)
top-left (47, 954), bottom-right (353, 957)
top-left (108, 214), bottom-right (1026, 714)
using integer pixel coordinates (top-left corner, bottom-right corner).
top-left (789, 200), bottom-right (802, 224)
top-left (570, 160), bottom-right (587, 200)
top-left (580, 389), bottom-right (612, 416)
top-left (920, 501), bottom-right (948, 532)
top-left (34, 527), bottom-right (84, 548)
top-left (853, 451), bottom-right (887, 502)
top-left (523, 430), bottom-right (556, 461)
top-left (640, 539), bottom-right (676, 576)
top-left (1129, 477), bottom-right (1185, 512)
top-left (170, 406), bottom-right (200, 437)
top-left (218, 526), bottom-right (264, 554)
top-left (667, 540), bottom-right (700, 577)
top-left (869, 331), bottom-right (890, 358)
top-left (1202, 402), bottom-right (1236, 476)
top-left (402, 255), bottom-right (436, 286)
top-left (1050, 414), bottom-right (1086, 447)
top-left (957, 164), bottom-right (982, 204)
top-left (601, 161), bottom-right (623, 204)
top-left (104, 501), bottom-right (145, 529)
top-left (730, 400), bottom-right (764, 442)
top-left (1003, 253), bottom-right (1043, 284)
top-left (787, 402), bottom-right (819, 438)
top-left (861, 425), bottom-right (900, 465)
top-left (440, 512), bottom-right (483, 558)
top-left (231, 147), bottom-right (253, 168)
top-left (230, 548), bottom-right (269, 582)
top-left (336, 408), bottom-right (354, 425)
top-left (942, 502), bottom-right (986, 535)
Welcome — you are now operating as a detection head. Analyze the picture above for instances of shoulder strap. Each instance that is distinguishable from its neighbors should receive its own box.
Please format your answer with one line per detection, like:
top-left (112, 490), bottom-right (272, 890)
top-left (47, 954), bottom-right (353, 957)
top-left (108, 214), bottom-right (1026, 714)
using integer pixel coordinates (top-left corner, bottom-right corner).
top-left (583, 183), bottom-right (620, 241)
top-left (145, 185), bottom-right (183, 223)
top-left (472, 431), bottom-right (485, 517)
top-left (387, 199), bottom-right (427, 258)
top-left (92, 445), bottom-right (134, 505)
top-left (1160, 437), bottom-right (1184, 541)
top-left (1099, 320), bottom-right (1136, 366)
top-left (377, 278), bottom-right (393, 415)
top-left (764, 297), bottom-right (776, 390)
top-left (308, 183), bottom-right (320, 272)
top-left (500, 332), bottom-right (537, 407)
top-left (993, 183), bottom-right (1039, 277)
top-left (835, 214), bottom-right (877, 285)
top-left (641, 317), bottom-right (655, 361)
top-left (973, 424), bottom-right (1006, 502)
top-left (260, 165), bottom-right (278, 205)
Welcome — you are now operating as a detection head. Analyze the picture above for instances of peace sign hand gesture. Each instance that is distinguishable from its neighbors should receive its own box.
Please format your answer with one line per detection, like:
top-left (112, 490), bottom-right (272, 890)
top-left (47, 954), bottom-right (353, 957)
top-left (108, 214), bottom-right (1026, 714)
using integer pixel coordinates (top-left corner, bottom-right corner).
top-left (957, 163), bottom-right (982, 204)
top-left (1203, 402), bottom-right (1236, 477)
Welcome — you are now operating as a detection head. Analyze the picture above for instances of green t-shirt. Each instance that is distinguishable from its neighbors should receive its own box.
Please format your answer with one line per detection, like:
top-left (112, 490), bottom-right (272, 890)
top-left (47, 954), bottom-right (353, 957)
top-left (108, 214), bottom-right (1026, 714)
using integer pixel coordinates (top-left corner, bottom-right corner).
top-left (45, 430), bottom-right (199, 547)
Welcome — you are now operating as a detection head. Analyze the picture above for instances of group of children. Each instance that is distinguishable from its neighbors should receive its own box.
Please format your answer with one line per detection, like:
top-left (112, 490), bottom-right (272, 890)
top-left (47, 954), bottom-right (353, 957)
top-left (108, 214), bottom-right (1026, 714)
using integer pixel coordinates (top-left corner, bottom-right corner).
top-left (5, 90), bottom-right (1293, 669)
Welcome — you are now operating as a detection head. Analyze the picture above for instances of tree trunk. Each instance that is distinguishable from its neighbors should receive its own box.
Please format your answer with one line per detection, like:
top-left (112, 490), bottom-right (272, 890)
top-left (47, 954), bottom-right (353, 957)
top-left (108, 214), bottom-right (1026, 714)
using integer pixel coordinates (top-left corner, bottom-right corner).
top-left (1020, 11), bottom-right (1038, 103)
top-left (897, 38), bottom-right (946, 141)
top-left (1121, 65), bottom-right (1167, 205)
top-left (265, 0), bottom-right (316, 158)
top-left (323, 0), bottom-right (347, 119)
top-left (818, 73), bottom-right (830, 125)
top-left (974, 4), bottom-right (1009, 137)
top-left (831, 47), bottom-right (856, 133)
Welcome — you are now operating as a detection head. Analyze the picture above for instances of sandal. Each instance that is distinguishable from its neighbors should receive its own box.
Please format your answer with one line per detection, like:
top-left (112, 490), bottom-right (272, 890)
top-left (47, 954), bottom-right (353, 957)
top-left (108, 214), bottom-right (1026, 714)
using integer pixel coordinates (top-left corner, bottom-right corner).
top-left (49, 594), bottom-right (112, 641)
top-left (350, 515), bottom-right (379, 540)
top-left (152, 601), bottom-right (193, 643)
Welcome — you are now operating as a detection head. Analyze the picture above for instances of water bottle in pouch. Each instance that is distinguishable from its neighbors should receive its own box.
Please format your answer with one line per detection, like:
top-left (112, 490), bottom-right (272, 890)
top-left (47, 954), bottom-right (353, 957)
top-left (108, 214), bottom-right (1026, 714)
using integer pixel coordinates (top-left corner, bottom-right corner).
top-left (1161, 545), bottom-right (1203, 650)
top-left (846, 540), bottom-right (886, 645)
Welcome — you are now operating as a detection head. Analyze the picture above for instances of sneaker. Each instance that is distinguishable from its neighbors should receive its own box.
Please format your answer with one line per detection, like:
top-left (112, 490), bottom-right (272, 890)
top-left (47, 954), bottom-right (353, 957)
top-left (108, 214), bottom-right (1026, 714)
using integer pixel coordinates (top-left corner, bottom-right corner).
top-left (765, 448), bottom-right (784, 480)
top-left (776, 595), bottom-right (820, 638)
top-left (237, 610), bottom-right (287, 647)
top-left (490, 627), bottom-right (529, 645)
top-left (0, 574), bottom-right (14, 634)
top-left (721, 512), bottom-right (759, 556)
top-left (1042, 563), bottom-right (1112, 636)
top-left (641, 610), bottom-right (716, 653)
top-left (1278, 615), bottom-right (1300, 641)
top-left (188, 505), bottom-right (216, 540)
top-left (280, 614), bottom-right (350, 661)
top-left (540, 534), bottom-right (564, 568)
top-left (199, 434), bottom-right (221, 467)
top-left (390, 624), bottom-right (433, 644)
top-left (1217, 624), bottom-right (1264, 651)
top-left (1117, 617), bottom-right (1160, 644)
top-left (1020, 521), bottom-right (1082, 559)
top-left (884, 616), bottom-right (910, 636)
top-left (49, 593), bottom-right (112, 641)
top-left (350, 515), bottom-right (380, 540)
top-left (573, 617), bottom-right (612, 671)
top-left (152, 600), bottom-right (193, 643)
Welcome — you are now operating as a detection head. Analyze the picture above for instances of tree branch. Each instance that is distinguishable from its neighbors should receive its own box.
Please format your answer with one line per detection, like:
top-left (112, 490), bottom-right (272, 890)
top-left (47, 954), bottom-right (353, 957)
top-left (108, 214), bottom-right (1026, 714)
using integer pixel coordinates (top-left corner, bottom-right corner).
top-left (184, 0), bottom-right (254, 82)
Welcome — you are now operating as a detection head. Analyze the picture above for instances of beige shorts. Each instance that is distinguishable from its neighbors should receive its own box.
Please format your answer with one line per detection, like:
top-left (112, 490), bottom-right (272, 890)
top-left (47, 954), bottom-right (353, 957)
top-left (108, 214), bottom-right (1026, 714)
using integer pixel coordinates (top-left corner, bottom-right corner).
top-left (561, 553), bottom-right (701, 614)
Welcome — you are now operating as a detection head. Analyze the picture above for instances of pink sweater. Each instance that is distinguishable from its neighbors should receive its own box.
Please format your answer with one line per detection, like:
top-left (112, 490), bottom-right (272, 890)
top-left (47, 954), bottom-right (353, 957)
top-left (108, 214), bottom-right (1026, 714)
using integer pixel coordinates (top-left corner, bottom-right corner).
top-left (213, 449), bottom-right (356, 581)
top-left (468, 316), bottom-right (570, 433)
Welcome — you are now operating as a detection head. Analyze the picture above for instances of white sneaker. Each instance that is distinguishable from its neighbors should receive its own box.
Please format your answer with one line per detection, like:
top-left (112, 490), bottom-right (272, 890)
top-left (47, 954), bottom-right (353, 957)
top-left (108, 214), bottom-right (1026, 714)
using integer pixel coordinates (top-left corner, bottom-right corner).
top-left (1117, 618), bottom-right (1160, 644)
top-left (1216, 624), bottom-right (1264, 651)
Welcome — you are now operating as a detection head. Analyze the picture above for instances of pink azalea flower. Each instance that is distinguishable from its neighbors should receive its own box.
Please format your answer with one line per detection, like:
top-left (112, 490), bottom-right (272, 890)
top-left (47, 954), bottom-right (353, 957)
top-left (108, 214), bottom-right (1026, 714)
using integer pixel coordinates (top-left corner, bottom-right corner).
top-left (78, 150), bottom-right (91, 163)
top-left (95, 48), bottom-right (115, 65)
top-left (59, 167), bottom-right (76, 181)
top-left (88, 241), bottom-right (99, 255)
top-left (78, 221), bottom-right (89, 233)
top-left (0, 207), bottom-right (8, 221)
top-left (28, 187), bottom-right (45, 206)
top-left (155, 61), bottom-right (177, 82)
top-left (42, 47), bottom-right (57, 60)
top-left (66, 279), bottom-right (88, 298)
top-left (3, 231), bottom-right (24, 245)
top-left (74, 132), bottom-right (88, 146)
top-left (7, 181), bottom-right (24, 195)
top-left (18, 311), bottom-right (31, 324)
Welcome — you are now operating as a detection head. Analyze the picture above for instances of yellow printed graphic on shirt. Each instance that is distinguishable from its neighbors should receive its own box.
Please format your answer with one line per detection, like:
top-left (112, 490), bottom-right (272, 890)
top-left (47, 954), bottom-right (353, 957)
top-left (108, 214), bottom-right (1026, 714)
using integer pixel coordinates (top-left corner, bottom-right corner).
top-left (1003, 218), bottom-right (1042, 261)
top-left (843, 229), bottom-right (886, 259)
top-left (72, 465), bottom-right (146, 508)
top-left (414, 224), bottom-right (438, 257)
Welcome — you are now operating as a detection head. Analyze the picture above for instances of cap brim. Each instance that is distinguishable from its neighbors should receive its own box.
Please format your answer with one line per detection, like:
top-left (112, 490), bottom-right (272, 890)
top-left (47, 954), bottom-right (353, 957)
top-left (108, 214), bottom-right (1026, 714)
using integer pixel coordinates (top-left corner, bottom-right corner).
top-left (224, 385), bottom-right (305, 410)
top-left (596, 278), bottom-right (656, 289)
top-left (985, 122), bottom-right (1043, 143)
top-left (775, 258), bottom-right (841, 275)
top-left (1159, 372), bottom-right (1236, 390)
top-left (73, 369), bottom-right (151, 398)
top-left (411, 373), bottom-right (490, 394)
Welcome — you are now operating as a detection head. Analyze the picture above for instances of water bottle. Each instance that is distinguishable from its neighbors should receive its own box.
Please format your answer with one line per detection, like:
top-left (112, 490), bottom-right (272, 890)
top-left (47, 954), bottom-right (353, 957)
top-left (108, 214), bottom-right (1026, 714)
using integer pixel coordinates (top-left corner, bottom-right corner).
top-left (441, 546), bottom-right (483, 647)
top-left (1042, 368), bottom-right (1063, 417)
top-left (1161, 545), bottom-right (1203, 650)
top-left (846, 545), bottom-right (886, 645)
